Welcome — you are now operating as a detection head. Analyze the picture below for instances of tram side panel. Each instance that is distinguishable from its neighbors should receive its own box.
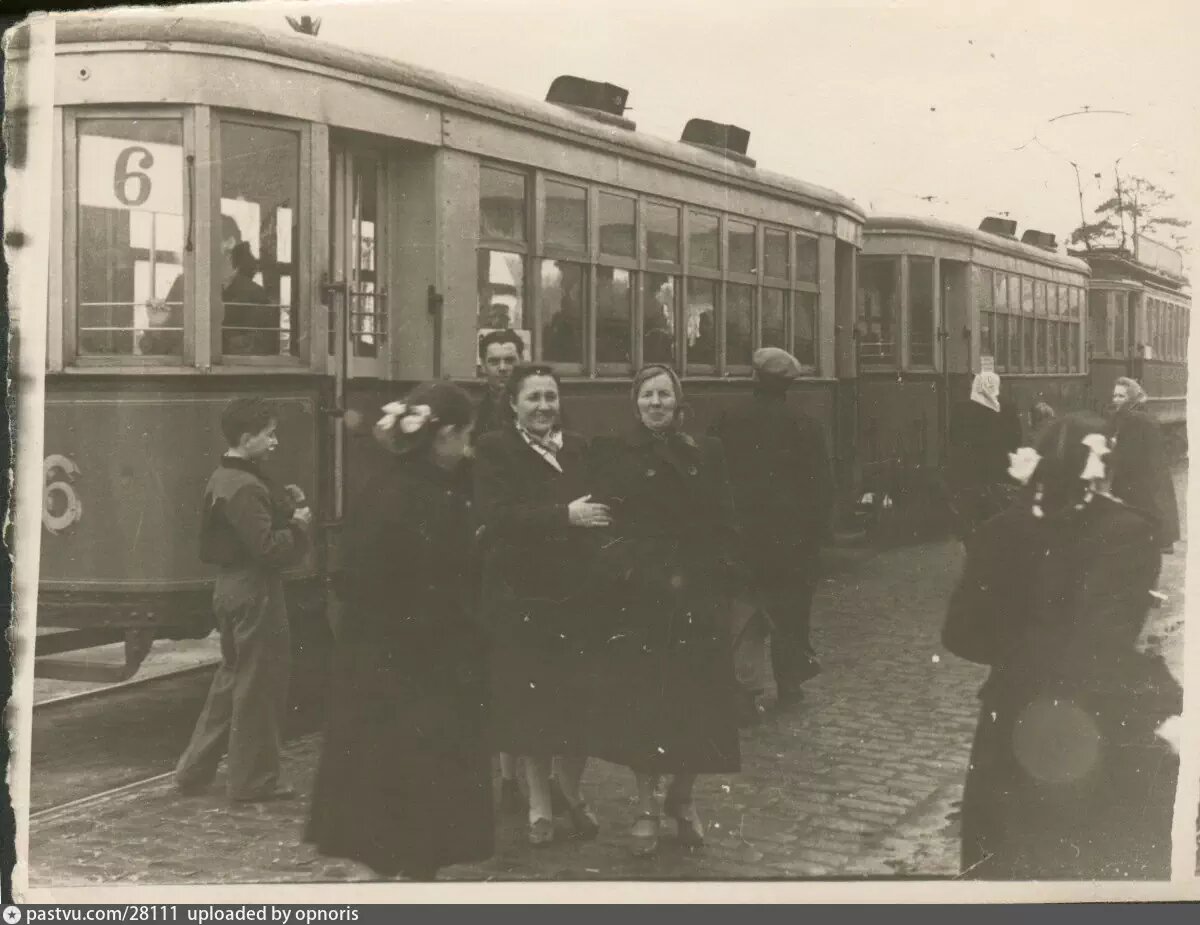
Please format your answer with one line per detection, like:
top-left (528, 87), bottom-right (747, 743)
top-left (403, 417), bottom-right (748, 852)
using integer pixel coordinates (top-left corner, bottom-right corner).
top-left (39, 380), bottom-right (322, 642)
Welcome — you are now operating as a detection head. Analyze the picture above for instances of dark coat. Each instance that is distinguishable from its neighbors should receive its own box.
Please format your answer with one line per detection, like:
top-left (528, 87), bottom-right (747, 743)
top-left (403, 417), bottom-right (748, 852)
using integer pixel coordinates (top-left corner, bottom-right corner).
top-left (943, 495), bottom-right (1179, 880)
top-left (306, 455), bottom-right (492, 879)
top-left (1109, 406), bottom-right (1180, 547)
top-left (946, 400), bottom-right (1024, 535)
top-left (709, 390), bottom-right (833, 579)
top-left (473, 426), bottom-right (594, 756)
top-left (474, 388), bottom-right (514, 438)
top-left (584, 428), bottom-right (743, 774)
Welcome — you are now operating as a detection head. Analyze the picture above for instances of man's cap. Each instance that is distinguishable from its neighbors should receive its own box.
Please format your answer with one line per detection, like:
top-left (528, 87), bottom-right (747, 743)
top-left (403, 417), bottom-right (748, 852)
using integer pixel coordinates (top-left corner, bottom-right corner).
top-left (752, 347), bottom-right (803, 381)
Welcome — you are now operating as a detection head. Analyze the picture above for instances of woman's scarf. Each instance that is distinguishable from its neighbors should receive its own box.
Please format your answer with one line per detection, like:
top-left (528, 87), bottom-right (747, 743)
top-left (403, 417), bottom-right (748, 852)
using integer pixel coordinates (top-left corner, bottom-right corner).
top-left (969, 372), bottom-right (1002, 413)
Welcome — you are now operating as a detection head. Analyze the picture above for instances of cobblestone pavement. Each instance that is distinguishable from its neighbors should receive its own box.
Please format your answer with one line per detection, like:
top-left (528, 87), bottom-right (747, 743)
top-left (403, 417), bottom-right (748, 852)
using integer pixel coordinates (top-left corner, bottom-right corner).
top-left (27, 502), bottom-right (1186, 886)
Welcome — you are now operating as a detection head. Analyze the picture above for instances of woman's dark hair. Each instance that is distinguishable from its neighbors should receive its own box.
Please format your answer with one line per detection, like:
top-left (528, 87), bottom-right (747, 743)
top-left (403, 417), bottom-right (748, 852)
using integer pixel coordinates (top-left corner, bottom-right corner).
top-left (505, 363), bottom-right (561, 403)
top-left (478, 328), bottom-right (526, 361)
top-left (221, 397), bottom-right (275, 447)
top-left (1026, 411), bottom-right (1109, 512)
top-left (374, 380), bottom-right (474, 456)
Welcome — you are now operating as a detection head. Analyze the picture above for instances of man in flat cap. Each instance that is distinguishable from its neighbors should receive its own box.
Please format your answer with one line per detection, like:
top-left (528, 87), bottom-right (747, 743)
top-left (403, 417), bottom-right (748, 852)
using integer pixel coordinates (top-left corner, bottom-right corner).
top-left (710, 347), bottom-right (832, 705)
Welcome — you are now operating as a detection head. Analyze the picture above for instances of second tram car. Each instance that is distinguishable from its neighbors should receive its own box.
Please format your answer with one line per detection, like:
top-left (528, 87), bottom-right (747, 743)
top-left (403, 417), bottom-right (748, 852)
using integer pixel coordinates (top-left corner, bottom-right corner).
top-left (34, 14), bottom-right (864, 679)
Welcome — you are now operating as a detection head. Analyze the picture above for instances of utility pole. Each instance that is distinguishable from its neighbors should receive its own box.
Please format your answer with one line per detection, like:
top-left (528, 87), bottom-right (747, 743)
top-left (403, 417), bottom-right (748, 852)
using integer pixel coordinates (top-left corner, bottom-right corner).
top-left (1070, 162), bottom-right (1091, 250)
top-left (1114, 159), bottom-right (1128, 250)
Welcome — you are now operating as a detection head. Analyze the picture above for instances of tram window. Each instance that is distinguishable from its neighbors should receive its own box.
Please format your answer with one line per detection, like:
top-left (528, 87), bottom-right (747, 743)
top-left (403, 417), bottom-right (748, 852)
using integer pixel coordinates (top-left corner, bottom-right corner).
top-left (993, 314), bottom-right (1008, 371)
top-left (1009, 315), bottom-right (1022, 372)
top-left (1087, 290), bottom-right (1108, 357)
top-left (1113, 303), bottom-right (1126, 356)
top-left (1070, 324), bottom-right (1080, 372)
top-left (642, 273), bottom-right (678, 365)
top-left (1023, 314), bottom-right (1034, 371)
top-left (993, 273), bottom-right (1007, 311)
top-left (1037, 319), bottom-right (1048, 372)
top-left (1020, 277), bottom-right (1034, 315)
top-left (762, 289), bottom-right (786, 348)
top-left (858, 256), bottom-right (897, 366)
top-left (688, 212), bottom-right (720, 270)
top-left (646, 203), bottom-right (680, 263)
top-left (544, 180), bottom-right (587, 252)
top-left (726, 284), bottom-right (754, 367)
top-left (907, 257), bottom-right (934, 367)
top-left (480, 166), bottom-right (527, 242)
top-left (218, 122), bottom-right (300, 360)
top-left (796, 235), bottom-right (818, 284)
top-left (764, 229), bottom-right (789, 280)
top-left (599, 192), bottom-right (635, 258)
top-left (596, 266), bottom-right (633, 367)
top-left (477, 248), bottom-right (526, 334)
top-left (1046, 283), bottom-right (1056, 316)
top-left (347, 154), bottom-right (381, 359)
top-left (1034, 281), bottom-right (1045, 315)
top-left (1056, 321), bottom-right (1068, 371)
top-left (76, 118), bottom-right (186, 359)
top-left (1047, 322), bottom-right (1059, 372)
top-left (793, 292), bottom-right (817, 370)
top-left (686, 279), bottom-right (718, 368)
top-left (980, 311), bottom-right (994, 360)
top-left (539, 259), bottom-right (585, 364)
top-left (728, 220), bottom-right (756, 274)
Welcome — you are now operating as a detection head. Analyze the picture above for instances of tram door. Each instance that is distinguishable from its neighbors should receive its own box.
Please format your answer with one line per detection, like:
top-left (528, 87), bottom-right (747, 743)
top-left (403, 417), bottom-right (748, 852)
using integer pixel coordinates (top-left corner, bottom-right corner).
top-left (325, 144), bottom-right (388, 574)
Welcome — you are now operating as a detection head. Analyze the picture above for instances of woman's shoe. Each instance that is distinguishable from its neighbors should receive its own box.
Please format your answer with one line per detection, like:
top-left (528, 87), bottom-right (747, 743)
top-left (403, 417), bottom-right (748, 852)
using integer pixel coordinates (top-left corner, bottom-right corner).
top-left (565, 800), bottom-right (600, 841)
top-left (528, 816), bottom-right (556, 846)
top-left (630, 812), bottom-right (660, 857)
top-left (664, 800), bottom-right (705, 848)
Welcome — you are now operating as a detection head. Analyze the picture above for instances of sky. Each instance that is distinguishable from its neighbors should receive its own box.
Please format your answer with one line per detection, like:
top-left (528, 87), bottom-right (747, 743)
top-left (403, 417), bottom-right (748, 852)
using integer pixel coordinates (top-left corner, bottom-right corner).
top-left (117, 0), bottom-right (1198, 265)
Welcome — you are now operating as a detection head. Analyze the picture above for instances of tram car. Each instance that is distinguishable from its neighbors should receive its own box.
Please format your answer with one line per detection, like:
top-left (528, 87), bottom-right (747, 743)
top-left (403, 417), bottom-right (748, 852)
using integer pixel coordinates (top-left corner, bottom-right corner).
top-left (855, 215), bottom-right (1092, 538)
top-left (33, 14), bottom-right (864, 680)
top-left (1075, 238), bottom-right (1190, 457)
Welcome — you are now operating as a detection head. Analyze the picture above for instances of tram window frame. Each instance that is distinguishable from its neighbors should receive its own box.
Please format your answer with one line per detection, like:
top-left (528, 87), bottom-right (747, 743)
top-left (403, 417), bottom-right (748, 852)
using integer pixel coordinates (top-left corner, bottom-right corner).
top-left (594, 187), bottom-right (638, 377)
top-left (478, 162), bottom-right (532, 374)
top-left (63, 107), bottom-right (196, 368)
top-left (791, 232), bottom-right (820, 375)
top-left (857, 255), bottom-right (900, 369)
top-left (721, 215), bottom-right (759, 377)
top-left (535, 172), bottom-right (589, 375)
top-left (212, 113), bottom-right (311, 369)
top-left (906, 256), bottom-right (935, 369)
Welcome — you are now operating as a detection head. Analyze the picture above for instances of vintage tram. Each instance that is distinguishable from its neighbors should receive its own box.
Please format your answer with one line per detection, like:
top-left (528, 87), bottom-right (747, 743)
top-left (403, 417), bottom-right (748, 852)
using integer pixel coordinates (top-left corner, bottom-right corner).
top-left (854, 215), bottom-right (1093, 537)
top-left (1077, 238), bottom-right (1190, 452)
top-left (34, 14), bottom-right (864, 679)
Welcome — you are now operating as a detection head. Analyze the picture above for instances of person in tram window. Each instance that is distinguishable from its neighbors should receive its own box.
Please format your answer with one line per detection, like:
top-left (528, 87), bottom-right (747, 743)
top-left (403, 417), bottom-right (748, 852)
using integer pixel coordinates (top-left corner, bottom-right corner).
top-left (473, 364), bottom-right (606, 846)
top-left (175, 398), bottom-right (312, 802)
top-left (306, 382), bottom-right (494, 881)
top-left (946, 371), bottom-right (1024, 539)
top-left (1107, 376), bottom-right (1180, 553)
top-left (222, 242), bottom-right (277, 357)
top-left (140, 214), bottom-right (243, 358)
top-left (942, 412), bottom-right (1180, 880)
top-left (586, 364), bottom-right (745, 856)
top-left (709, 347), bottom-right (831, 709)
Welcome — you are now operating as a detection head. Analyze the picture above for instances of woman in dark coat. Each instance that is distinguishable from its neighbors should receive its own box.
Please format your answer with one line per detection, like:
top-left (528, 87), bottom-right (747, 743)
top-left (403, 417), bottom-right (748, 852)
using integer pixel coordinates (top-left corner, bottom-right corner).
top-left (587, 364), bottom-right (745, 856)
top-left (943, 412), bottom-right (1181, 880)
top-left (946, 371), bottom-right (1024, 538)
top-left (473, 363), bottom-right (610, 846)
top-left (306, 382), bottom-right (492, 881)
top-left (1108, 376), bottom-right (1180, 552)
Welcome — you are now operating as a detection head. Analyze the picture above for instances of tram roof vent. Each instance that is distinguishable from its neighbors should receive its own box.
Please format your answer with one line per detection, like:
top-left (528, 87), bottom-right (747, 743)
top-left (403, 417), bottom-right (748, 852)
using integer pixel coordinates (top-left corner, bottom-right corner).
top-left (1021, 229), bottom-right (1058, 252)
top-left (546, 76), bottom-right (636, 130)
top-left (680, 119), bottom-right (757, 168)
top-left (979, 216), bottom-right (1018, 238)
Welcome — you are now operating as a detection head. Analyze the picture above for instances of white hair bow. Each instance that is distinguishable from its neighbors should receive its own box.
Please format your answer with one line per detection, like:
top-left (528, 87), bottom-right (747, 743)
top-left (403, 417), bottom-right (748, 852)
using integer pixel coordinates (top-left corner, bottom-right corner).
top-left (1007, 447), bottom-right (1041, 485)
top-left (377, 402), bottom-right (434, 435)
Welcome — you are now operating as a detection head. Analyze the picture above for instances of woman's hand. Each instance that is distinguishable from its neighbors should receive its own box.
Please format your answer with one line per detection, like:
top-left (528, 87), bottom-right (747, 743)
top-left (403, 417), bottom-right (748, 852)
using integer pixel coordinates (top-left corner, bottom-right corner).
top-left (568, 495), bottom-right (611, 528)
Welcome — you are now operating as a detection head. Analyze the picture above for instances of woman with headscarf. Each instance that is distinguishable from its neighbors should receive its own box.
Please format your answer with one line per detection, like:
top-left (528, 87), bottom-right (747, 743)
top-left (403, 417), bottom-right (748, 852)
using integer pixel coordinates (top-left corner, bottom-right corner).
top-left (586, 364), bottom-right (745, 856)
top-left (946, 371), bottom-right (1024, 538)
top-left (942, 412), bottom-right (1181, 880)
top-left (1107, 377), bottom-right (1180, 552)
top-left (306, 381), bottom-right (492, 881)
top-left (473, 363), bottom-right (608, 846)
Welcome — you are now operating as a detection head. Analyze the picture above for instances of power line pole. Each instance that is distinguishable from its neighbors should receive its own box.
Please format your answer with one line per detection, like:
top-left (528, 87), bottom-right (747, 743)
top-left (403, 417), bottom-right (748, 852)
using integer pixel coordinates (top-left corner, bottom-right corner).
top-left (1113, 159), bottom-right (1128, 250)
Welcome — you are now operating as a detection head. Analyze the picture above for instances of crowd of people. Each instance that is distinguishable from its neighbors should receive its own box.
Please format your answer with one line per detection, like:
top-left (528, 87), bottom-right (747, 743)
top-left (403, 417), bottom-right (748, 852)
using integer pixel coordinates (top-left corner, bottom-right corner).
top-left (172, 349), bottom-right (1182, 882)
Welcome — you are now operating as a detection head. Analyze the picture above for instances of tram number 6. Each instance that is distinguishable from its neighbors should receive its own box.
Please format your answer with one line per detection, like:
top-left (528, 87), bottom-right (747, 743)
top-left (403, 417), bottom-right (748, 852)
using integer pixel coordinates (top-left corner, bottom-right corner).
top-left (113, 145), bottom-right (154, 207)
top-left (43, 454), bottom-right (83, 534)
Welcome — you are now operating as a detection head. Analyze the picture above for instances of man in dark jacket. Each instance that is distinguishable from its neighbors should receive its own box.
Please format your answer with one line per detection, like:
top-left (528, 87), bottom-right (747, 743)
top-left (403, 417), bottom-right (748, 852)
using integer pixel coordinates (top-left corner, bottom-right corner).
top-left (175, 398), bottom-right (312, 802)
top-left (476, 329), bottom-right (524, 436)
top-left (710, 348), bottom-right (832, 704)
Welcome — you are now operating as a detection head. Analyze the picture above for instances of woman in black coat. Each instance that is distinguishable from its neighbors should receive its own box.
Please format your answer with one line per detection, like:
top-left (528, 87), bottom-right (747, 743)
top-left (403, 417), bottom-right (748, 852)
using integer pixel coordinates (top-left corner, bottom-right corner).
top-left (587, 364), bottom-right (745, 856)
top-left (305, 382), bottom-right (492, 881)
top-left (1108, 376), bottom-right (1180, 551)
top-left (943, 412), bottom-right (1181, 880)
top-left (946, 372), bottom-right (1024, 538)
top-left (473, 363), bottom-right (610, 846)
